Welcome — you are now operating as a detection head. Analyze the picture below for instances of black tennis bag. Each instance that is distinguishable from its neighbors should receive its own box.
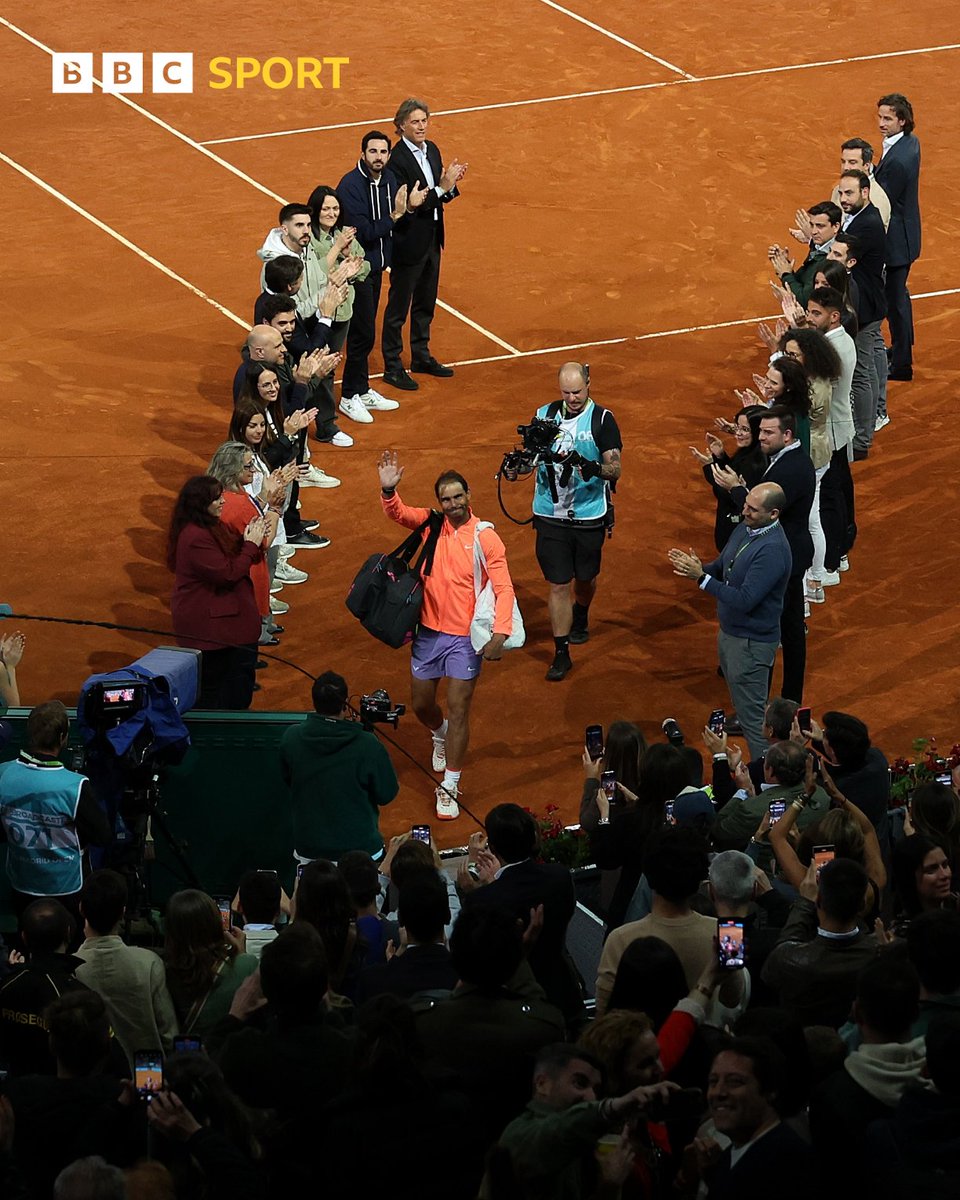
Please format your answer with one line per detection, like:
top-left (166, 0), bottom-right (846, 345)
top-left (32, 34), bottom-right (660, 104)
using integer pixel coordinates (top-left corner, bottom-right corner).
top-left (346, 512), bottom-right (443, 648)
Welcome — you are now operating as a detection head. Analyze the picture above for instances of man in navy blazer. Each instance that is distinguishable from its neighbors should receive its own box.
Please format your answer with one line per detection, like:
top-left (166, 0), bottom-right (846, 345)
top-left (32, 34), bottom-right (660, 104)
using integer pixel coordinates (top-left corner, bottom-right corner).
top-left (380, 97), bottom-right (466, 392)
top-left (874, 93), bottom-right (921, 380)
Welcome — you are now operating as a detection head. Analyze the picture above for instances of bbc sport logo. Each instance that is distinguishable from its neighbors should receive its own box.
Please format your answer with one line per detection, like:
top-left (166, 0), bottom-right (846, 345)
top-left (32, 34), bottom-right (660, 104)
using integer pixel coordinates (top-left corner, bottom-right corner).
top-left (51, 53), bottom-right (349, 94)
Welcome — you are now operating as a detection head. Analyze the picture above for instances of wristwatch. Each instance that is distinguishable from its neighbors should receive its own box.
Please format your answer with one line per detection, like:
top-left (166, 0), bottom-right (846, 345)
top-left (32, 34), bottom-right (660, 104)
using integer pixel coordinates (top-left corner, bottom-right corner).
top-left (598, 817), bottom-right (610, 826)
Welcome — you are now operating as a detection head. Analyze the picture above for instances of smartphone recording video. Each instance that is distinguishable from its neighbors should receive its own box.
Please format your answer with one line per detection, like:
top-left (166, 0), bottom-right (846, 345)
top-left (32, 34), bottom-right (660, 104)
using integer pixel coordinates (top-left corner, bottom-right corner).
top-left (135, 1050), bottom-right (163, 1101)
top-left (601, 770), bottom-right (617, 801)
top-left (814, 844), bottom-right (835, 880)
top-left (585, 724), bottom-right (604, 761)
top-left (665, 799), bottom-right (676, 826)
top-left (797, 706), bottom-right (812, 734)
top-left (708, 709), bottom-right (725, 736)
top-left (717, 919), bottom-right (746, 970)
top-left (411, 824), bottom-right (431, 844)
top-left (769, 800), bottom-right (786, 825)
top-left (215, 898), bottom-right (232, 932)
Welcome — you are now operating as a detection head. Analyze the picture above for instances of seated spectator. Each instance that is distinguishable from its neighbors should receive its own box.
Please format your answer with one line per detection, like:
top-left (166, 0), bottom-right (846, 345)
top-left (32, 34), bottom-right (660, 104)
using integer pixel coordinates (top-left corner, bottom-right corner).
top-left (704, 696), bottom-right (798, 805)
top-left (416, 906), bottom-right (565, 1149)
top-left (712, 741), bottom-right (829, 854)
top-left (316, 996), bottom-right (482, 1200)
top-left (0, 898), bottom-right (85, 1076)
top-left (147, 1052), bottom-right (267, 1200)
top-left (809, 956), bottom-right (926, 1198)
top-left (491, 1042), bottom-right (675, 1200)
top-left (4, 992), bottom-right (142, 1195)
top-left (808, 711), bottom-right (890, 831)
top-left (217, 923), bottom-right (354, 1119)
top-left (379, 830), bottom-right (461, 941)
top-left (460, 803), bottom-right (582, 1021)
top-left (75, 869), bottom-right (177, 1071)
top-left (337, 850), bottom-right (389, 964)
top-left (862, 1011), bottom-right (960, 1199)
top-left (232, 869), bottom-right (284, 960)
top-left (891, 835), bottom-right (956, 932)
top-left (597, 828), bottom-right (744, 1017)
top-left (677, 1037), bottom-right (814, 1198)
top-left (761, 858), bottom-right (880, 1026)
top-left (355, 871), bottom-right (457, 1002)
top-left (292, 859), bottom-right (366, 1000)
top-left (163, 890), bottom-right (258, 1036)
top-left (581, 742), bottom-right (690, 932)
top-left (904, 779), bottom-right (960, 873)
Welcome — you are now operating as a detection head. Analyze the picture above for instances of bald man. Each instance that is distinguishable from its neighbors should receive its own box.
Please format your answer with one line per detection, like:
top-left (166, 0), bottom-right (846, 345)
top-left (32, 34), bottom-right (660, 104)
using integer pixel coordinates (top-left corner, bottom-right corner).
top-left (669, 483), bottom-right (792, 759)
top-left (529, 363), bottom-right (622, 681)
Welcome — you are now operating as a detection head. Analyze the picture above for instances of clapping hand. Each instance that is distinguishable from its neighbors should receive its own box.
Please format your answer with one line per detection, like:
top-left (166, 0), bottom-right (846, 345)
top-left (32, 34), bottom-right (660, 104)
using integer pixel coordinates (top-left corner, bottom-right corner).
top-left (768, 246), bottom-right (794, 277)
top-left (242, 515), bottom-right (267, 545)
top-left (668, 547), bottom-right (704, 580)
top-left (392, 183), bottom-right (408, 219)
top-left (377, 449), bottom-right (404, 491)
top-left (757, 321), bottom-right (778, 352)
top-left (711, 463), bottom-right (744, 492)
top-left (780, 290), bottom-right (805, 327)
top-left (0, 632), bottom-right (25, 668)
top-left (714, 415), bottom-right (737, 434)
top-left (733, 387), bottom-right (765, 407)
top-left (408, 181), bottom-right (429, 209)
top-left (689, 444), bottom-right (712, 465)
top-left (439, 159), bottom-right (467, 192)
top-left (789, 208), bottom-right (813, 244)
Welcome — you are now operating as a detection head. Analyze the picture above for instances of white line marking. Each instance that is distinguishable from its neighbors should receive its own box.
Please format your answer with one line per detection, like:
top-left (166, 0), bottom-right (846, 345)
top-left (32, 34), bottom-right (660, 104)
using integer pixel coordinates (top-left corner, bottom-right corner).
top-left (0, 151), bottom-right (250, 329)
top-left (534, 0), bottom-right (696, 79)
top-left (0, 16), bottom-right (517, 357)
top-left (199, 42), bottom-right (960, 145)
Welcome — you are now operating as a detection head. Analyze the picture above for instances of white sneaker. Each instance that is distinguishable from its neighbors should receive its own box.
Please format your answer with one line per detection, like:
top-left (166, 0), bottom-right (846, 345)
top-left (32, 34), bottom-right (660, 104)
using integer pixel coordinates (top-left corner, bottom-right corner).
top-left (270, 595), bottom-right (289, 614)
top-left (362, 389), bottom-right (400, 411)
top-left (431, 737), bottom-right (447, 773)
top-left (299, 464), bottom-right (341, 488)
top-left (435, 784), bottom-right (460, 821)
top-left (839, 555), bottom-right (850, 572)
top-left (278, 546), bottom-right (296, 560)
top-left (269, 580), bottom-right (284, 595)
top-left (804, 600), bottom-right (811, 618)
top-left (330, 430), bottom-right (354, 447)
top-left (339, 394), bottom-right (374, 424)
top-left (821, 570), bottom-right (841, 586)
top-left (805, 582), bottom-right (826, 604)
top-left (276, 560), bottom-right (308, 584)
top-left (875, 414), bottom-right (890, 431)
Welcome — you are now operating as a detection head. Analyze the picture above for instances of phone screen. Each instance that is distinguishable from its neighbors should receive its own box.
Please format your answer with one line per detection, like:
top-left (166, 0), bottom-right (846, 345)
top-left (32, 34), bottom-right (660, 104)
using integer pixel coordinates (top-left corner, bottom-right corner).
top-left (215, 898), bottom-right (231, 931)
top-left (665, 800), bottom-right (676, 826)
top-left (601, 770), bottom-right (617, 801)
top-left (769, 800), bottom-right (786, 825)
top-left (797, 706), bottom-right (812, 734)
top-left (814, 845), bottom-right (835, 879)
top-left (936, 772), bottom-right (952, 786)
top-left (708, 709), bottom-right (725, 735)
top-left (411, 824), bottom-right (431, 844)
top-left (585, 725), bottom-right (604, 761)
top-left (135, 1051), bottom-right (163, 1100)
top-left (173, 1036), bottom-right (202, 1054)
top-left (296, 863), bottom-right (305, 880)
top-left (718, 920), bottom-right (746, 970)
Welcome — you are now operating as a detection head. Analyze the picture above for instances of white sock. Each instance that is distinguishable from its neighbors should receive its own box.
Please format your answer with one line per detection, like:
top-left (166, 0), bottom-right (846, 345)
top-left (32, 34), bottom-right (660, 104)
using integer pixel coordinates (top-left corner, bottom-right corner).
top-left (443, 769), bottom-right (461, 789)
top-left (432, 720), bottom-right (448, 741)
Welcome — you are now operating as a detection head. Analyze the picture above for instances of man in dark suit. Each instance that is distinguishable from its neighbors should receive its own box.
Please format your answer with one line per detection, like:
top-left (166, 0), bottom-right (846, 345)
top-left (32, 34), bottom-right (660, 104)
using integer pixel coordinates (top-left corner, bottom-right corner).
top-left (380, 97), bottom-right (466, 392)
top-left (874, 93), bottom-right (921, 381)
top-left (716, 409), bottom-right (815, 705)
top-left (460, 803), bottom-right (583, 1021)
top-left (835, 172), bottom-right (888, 454)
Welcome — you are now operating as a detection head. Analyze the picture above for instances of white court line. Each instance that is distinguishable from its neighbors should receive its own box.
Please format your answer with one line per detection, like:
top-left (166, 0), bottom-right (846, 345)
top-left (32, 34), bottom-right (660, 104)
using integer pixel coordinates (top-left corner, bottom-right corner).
top-left (534, 0), bottom-right (696, 79)
top-left (0, 15), bottom-right (519, 357)
top-left (0, 151), bottom-right (250, 329)
top-left (200, 42), bottom-right (960, 145)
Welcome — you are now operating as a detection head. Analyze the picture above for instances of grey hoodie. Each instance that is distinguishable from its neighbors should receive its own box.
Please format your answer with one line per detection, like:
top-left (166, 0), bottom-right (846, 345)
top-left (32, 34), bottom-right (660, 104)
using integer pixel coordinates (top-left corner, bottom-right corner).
top-left (844, 1035), bottom-right (931, 1107)
top-left (257, 227), bottom-right (327, 320)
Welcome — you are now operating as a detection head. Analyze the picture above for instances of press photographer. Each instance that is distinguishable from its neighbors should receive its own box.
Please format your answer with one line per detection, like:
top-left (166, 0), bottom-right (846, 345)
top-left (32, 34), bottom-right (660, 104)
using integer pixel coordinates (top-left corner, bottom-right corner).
top-left (516, 362), bottom-right (622, 681)
top-left (279, 671), bottom-right (399, 864)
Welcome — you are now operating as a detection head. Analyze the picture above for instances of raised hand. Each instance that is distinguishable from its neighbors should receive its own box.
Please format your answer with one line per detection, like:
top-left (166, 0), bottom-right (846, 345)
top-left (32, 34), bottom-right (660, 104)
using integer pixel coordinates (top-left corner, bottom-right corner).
top-left (705, 432), bottom-right (724, 457)
top-left (243, 515), bottom-right (267, 545)
top-left (689, 444), bottom-right (712, 465)
top-left (377, 449), bottom-right (404, 491)
top-left (408, 181), bottom-right (429, 209)
top-left (319, 281), bottom-right (347, 318)
top-left (789, 208), bottom-right (813, 243)
top-left (757, 321), bottom-right (778, 352)
top-left (0, 632), bottom-right (26, 668)
top-left (392, 183), bottom-right (408, 219)
top-left (711, 463), bottom-right (743, 491)
top-left (439, 159), bottom-right (465, 193)
top-left (314, 350), bottom-right (341, 379)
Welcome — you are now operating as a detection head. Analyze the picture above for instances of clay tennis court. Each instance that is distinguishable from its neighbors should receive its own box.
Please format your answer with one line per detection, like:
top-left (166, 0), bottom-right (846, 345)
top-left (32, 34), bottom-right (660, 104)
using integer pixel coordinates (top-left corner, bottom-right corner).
top-left (3, 3), bottom-right (959, 844)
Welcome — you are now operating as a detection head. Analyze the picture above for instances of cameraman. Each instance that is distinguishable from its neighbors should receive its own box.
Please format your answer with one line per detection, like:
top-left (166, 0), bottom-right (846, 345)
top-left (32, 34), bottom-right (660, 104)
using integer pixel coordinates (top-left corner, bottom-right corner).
top-left (530, 362), bottom-right (622, 681)
top-left (280, 672), bottom-right (398, 864)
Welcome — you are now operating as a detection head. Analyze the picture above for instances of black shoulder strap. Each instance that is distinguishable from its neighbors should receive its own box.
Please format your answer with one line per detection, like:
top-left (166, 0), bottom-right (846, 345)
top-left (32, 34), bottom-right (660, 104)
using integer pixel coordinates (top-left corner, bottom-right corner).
top-left (414, 510), bottom-right (444, 578)
top-left (544, 400), bottom-right (563, 422)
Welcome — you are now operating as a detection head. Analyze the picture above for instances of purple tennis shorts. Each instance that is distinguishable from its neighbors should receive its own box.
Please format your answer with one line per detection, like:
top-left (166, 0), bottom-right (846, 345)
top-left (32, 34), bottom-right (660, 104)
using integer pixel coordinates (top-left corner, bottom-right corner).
top-left (411, 628), bottom-right (483, 681)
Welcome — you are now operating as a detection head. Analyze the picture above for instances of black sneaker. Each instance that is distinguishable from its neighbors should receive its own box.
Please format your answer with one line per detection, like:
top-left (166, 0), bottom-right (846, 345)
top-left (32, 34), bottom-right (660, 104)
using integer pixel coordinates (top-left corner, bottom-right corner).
top-left (568, 625), bottom-right (589, 645)
top-left (546, 652), bottom-right (573, 682)
top-left (286, 530), bottom-right (330, 548)
top-left (411, 357), bottom-right (455, 378)
top-left (299, 519), bottom-right (320, 532)
top-left (383, 367), bottom-right (419, 391)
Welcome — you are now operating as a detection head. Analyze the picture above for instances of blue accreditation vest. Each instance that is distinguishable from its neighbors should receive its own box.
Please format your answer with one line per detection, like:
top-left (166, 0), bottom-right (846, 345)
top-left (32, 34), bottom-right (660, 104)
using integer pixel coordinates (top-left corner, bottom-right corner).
top-left (532, 400), bottom-right (608, 521)
top-left (0, 758), bottom-right (86, 896)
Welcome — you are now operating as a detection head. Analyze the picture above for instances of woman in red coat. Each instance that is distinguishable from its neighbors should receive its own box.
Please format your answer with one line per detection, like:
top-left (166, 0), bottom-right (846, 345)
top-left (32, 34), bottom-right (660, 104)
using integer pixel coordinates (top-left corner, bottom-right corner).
top-left (167, 475), bottom-right (265, 709)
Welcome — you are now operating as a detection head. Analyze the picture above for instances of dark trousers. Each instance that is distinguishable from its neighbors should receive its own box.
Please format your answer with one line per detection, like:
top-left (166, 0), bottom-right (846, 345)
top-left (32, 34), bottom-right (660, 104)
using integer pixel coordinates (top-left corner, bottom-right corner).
top-left (820, 448), bottom-right (856, 571)
top-left (341, 272), bottom-right (383, 398)
top-left (197, 645), bottom-right (257, 710)
top-left (778, 575), bottom-right (807, 703)
top-left (382, 234), bottom-right (442, 368)
top-left (314, 319), bottom-right (349, 440)
top-left (885, 263), bottom-right (914, 372)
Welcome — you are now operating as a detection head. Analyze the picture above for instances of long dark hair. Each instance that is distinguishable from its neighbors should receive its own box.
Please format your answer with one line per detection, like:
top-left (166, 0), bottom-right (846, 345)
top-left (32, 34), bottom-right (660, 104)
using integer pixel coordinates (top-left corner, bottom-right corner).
top-left (893, 835), bottom-right (949, 918)
top-left (911, 782), bottom-right (960, 870)
top-left (237, 363), bottom-right (283, 430)
top-left (230, 394), bottom-right (277, 450)
top-left (306, 185), bottom-right (342, 239)
top-left (607, 935), bottom-right (687, 1028)
top-left (730, 404), bottom-right (768, 479)
top-left (293, 860), bottom-right (357, 989)
top-left (768, 355), bottom-right (811, 418)
top-left (604, 721), bottom-right (647, 798)
top-left (166, 475), bottom-right (234, 571)
top-left (163, 889), bottom-right (237, 1002)
top-left (778, 326), bottom-right (842, 382)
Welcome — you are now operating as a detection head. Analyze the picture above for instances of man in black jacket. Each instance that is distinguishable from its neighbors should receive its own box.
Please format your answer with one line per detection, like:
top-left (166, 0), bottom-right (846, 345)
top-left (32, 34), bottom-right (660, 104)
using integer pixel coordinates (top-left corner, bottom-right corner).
top-left (380, 97), bottom-right (466, 391)
top-left (874, 93), bottom-right (921, 380)
top-left (834, 173), bottom-right (888, 454)
top-left (355, 872), bottom-right (457, 1002)
top-left (716, 408), bottom-right (815, 703)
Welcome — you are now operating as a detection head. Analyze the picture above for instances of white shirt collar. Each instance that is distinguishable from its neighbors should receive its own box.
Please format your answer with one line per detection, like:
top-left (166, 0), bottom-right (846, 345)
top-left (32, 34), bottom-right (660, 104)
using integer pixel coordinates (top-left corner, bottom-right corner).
top-left (883, 131), bottom-right (905, 150)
